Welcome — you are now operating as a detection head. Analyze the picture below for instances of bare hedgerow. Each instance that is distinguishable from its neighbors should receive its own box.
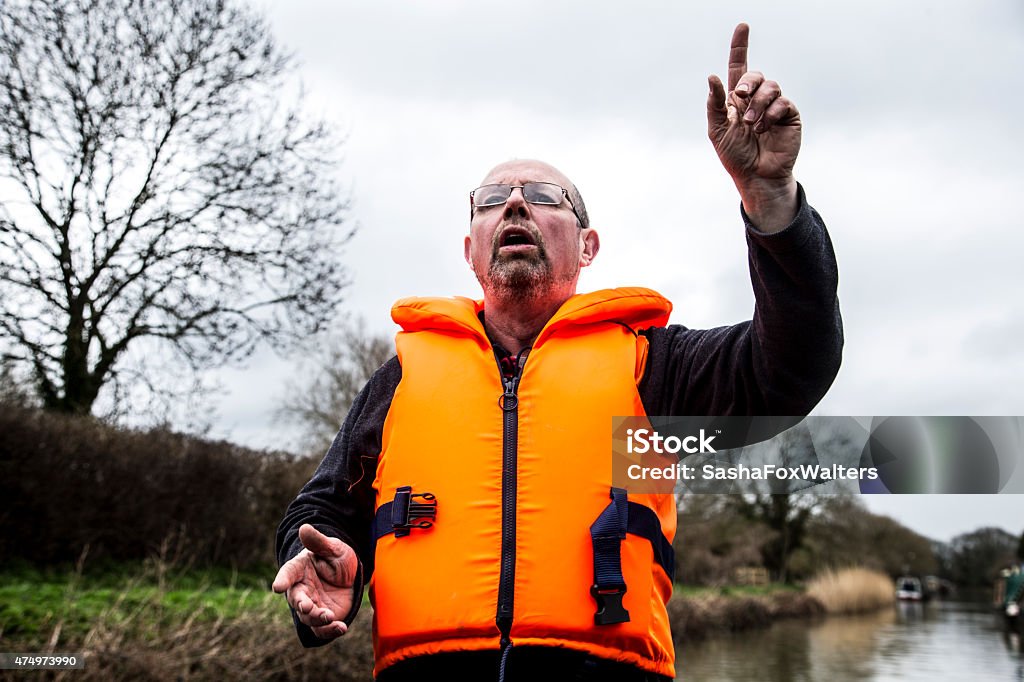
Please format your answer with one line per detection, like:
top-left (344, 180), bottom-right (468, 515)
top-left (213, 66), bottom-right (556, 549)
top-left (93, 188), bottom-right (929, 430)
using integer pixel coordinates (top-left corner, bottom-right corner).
top-left (0, 402), bottom-right (318, 567)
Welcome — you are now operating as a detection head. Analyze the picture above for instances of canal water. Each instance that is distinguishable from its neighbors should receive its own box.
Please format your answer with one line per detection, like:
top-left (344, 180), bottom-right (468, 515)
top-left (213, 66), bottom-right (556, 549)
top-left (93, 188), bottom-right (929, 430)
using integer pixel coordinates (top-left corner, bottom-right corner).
top-left (677, 601), bottom-right (1023, 681)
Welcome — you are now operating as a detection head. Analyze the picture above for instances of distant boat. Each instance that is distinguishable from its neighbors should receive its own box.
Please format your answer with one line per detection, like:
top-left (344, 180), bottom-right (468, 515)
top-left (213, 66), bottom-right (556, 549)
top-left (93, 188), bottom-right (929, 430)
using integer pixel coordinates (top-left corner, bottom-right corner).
top-left (896, 576), bottom-right (925, 601)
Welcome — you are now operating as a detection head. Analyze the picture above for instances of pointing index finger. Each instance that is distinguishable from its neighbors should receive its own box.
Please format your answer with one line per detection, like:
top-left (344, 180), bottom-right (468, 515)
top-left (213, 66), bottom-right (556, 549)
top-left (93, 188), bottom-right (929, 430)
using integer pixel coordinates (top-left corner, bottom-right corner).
top-left (727, 23), bottom-right (750, 93)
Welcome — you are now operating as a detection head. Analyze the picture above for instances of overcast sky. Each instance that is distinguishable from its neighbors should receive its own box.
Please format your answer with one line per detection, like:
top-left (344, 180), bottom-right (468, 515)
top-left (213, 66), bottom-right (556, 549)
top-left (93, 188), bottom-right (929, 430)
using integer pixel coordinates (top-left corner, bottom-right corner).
top-left (201, 0), bottom-right (1024, 543)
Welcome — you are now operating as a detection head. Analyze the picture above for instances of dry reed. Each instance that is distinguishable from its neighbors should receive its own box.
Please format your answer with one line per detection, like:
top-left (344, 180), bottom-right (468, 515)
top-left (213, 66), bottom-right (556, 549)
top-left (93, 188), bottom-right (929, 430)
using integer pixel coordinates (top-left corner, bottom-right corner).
top-left (806, 567), bottom-right (895, 615)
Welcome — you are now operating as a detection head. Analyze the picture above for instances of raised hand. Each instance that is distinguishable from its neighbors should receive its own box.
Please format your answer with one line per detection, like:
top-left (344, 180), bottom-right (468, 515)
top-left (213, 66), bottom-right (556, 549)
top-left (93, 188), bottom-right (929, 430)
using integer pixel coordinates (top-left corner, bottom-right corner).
top-left (707, 23), bottom-right (800, 232)
top-left (272, 524), bottom-right (359, 640)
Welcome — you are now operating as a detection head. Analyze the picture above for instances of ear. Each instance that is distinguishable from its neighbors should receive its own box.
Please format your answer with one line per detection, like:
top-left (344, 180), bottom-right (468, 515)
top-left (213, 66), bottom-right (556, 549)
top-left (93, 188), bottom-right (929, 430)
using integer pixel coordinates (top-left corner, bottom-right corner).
top-left (579, 228), bottom-right (600, 268)
top-left (464, 234), bottom-right (474, 271)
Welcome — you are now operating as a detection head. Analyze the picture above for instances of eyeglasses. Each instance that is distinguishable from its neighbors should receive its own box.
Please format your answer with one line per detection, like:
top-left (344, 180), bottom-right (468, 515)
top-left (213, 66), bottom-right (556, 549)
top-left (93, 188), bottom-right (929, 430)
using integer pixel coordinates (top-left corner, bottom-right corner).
top-left (470, 182), bottom-right (585, 228)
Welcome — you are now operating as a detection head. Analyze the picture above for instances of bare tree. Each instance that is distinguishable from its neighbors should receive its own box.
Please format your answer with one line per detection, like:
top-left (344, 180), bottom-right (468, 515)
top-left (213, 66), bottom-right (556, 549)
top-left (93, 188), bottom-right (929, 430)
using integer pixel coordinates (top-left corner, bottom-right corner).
top-left (730, 493), bottom-right (817, 583)
top-left (278, 317), bottom-right (394, 455)
top-left (948, 527), bottom-right (1019, 588)
top-left (0, 0), bottom-right (353, 416)
top-left (721, 423), bottom-right (827, 582)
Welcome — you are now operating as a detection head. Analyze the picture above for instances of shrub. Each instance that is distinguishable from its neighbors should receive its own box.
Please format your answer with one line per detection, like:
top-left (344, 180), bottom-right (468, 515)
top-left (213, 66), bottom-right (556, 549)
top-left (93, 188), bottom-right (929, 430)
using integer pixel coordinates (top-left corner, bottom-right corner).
top-left (0, 403), bottom-right (319, 567)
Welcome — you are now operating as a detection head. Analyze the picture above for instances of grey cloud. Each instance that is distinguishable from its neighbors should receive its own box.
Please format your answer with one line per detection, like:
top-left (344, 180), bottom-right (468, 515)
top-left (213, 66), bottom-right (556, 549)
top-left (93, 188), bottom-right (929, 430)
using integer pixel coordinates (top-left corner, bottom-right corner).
top-left (267, 0), bottom-right (1023, 138)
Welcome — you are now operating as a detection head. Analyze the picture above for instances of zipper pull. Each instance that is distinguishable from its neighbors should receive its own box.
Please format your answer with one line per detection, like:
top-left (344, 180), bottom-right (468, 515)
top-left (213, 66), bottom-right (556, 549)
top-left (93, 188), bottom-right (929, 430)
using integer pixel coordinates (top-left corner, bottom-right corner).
top-left (499, 376), bottom-right (519, 412)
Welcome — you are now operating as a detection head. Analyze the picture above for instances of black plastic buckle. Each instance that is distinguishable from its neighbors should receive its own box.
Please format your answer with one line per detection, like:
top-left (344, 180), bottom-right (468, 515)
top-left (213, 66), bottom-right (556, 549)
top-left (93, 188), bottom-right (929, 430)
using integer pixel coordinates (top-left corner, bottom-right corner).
top-left (391, 485), bottom-right (437, 538)
top-left (591, 583), bottom-right (630, 625)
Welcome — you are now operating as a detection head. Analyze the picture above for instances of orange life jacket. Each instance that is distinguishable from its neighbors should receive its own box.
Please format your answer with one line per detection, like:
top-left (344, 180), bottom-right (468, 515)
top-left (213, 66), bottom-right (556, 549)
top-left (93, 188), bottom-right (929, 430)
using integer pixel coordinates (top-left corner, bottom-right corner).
top-left (370, 287), bottom-right (677, 678)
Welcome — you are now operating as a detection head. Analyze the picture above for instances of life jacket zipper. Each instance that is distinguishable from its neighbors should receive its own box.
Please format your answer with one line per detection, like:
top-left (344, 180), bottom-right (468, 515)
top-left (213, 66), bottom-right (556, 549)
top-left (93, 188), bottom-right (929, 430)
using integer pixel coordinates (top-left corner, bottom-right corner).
top-left (495, 359), bottom-right (522, 658)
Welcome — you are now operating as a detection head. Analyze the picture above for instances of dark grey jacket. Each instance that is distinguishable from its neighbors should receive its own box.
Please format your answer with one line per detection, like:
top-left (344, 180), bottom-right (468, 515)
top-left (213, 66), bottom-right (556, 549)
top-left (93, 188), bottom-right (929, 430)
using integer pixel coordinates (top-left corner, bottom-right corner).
top-left (276, 185), bottom-right (843, 647)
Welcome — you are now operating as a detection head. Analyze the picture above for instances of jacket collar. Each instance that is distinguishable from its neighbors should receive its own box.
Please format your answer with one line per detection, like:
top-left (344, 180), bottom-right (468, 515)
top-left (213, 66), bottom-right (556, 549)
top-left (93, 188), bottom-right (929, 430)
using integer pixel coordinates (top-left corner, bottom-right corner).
top-left (391, 288), bottom-right (672, 349)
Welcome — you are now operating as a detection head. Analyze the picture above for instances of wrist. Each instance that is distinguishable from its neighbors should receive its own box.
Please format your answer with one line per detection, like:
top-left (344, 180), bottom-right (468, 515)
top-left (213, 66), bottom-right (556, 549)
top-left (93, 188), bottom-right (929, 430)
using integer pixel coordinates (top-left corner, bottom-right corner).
top-left (736, 176), bottom-right (798, 234)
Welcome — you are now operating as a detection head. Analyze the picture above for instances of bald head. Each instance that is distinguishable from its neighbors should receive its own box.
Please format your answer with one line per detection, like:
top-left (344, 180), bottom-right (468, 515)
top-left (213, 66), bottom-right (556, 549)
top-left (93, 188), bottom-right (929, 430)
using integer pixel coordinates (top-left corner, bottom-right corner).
top-left (478, 159), bottom-right (589, 230)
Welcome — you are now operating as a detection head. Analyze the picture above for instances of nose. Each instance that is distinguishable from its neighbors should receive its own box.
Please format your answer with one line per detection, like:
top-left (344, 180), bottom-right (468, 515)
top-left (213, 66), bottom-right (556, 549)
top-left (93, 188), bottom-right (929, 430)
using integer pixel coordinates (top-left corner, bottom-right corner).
top-left (503, 186), bottom-right (530, 220)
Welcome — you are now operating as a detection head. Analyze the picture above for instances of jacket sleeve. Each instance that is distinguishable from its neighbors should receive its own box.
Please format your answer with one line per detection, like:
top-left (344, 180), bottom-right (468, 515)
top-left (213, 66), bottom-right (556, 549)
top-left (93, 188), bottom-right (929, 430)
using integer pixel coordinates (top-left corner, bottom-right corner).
top-left (638, 184), bottom-right (843, 417)
top-left (275, 355), bottom-right (401, 646)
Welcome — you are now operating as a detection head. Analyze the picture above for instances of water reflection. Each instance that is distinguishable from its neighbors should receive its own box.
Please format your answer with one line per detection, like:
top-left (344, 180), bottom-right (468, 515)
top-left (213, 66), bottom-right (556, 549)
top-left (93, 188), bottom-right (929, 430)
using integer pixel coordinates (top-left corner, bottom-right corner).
top-left (1002, 629), bottom-right (1024, 681)
top-left (678, 602), bottom-right (1022, 681)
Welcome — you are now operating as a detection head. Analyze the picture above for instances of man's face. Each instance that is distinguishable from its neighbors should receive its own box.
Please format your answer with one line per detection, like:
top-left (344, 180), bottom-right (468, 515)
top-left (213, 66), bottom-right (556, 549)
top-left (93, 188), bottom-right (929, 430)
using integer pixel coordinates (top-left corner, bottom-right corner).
top-left (464, 160), bottom-right (598, 304)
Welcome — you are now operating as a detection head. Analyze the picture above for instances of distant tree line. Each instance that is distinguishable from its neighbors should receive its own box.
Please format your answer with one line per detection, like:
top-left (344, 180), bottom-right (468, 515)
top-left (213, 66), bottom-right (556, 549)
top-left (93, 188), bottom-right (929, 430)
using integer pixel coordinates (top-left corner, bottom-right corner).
top-left (676, 491), bottom-right (1020, 589)
top-left (676, 495), bottom-right (937, 586)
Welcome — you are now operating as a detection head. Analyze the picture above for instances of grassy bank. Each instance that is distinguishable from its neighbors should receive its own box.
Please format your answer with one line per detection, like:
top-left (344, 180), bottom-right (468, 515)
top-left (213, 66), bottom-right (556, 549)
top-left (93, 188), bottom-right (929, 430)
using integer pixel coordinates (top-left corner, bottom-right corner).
top-left (667, 585), bottom-right (825, 642)
top-left (0, 560), bottom-right (274, 642)
top-left (0, 565), bottom-right (889, 681)
top-left (0, 561), bottom-right (374, 682)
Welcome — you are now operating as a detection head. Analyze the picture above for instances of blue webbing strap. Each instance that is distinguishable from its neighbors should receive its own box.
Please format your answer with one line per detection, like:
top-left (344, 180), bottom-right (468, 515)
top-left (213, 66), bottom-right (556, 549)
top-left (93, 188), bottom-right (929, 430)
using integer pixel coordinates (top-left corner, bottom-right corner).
top-left (589, 488), bottom-right (677, 626)
top-left (372, 486), bottom-right (436, 540)
top-left (626, 502), bottom-right (676, 582)
top-left (589, 487), bottom-right (630, 625)
top-left (372, 501), bottom-right (396, 540)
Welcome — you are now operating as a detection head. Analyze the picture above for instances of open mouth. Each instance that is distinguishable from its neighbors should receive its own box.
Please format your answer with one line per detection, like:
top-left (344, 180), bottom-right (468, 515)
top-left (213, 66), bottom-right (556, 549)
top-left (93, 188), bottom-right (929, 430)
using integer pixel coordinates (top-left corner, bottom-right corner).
top-left (498, 226), bottom-right (538, 249)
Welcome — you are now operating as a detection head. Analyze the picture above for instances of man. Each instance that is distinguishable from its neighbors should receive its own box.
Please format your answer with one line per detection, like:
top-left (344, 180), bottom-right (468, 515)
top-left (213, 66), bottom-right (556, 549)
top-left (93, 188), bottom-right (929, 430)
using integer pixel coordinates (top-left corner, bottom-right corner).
top-left (274, 23), bottom-right (842, 681)
top-left (1004, 563), bottom-right (1024, 633)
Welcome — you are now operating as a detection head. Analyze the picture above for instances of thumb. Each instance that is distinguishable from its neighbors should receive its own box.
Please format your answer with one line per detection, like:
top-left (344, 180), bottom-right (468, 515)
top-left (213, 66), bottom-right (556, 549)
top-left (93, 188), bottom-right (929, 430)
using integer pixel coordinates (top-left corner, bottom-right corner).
top-left (271, 559), bottom-right (301, 593)
top-left (706, 74), bottom-right (728, 139)
top-left (298, 523), bottom-right (344, 558)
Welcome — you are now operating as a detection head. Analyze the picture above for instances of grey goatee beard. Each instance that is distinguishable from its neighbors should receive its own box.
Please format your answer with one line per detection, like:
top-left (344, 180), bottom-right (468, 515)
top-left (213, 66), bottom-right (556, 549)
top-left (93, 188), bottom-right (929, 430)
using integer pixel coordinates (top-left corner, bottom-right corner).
top-left (484, 254), bottom-right (553, 304)
top-left (477, 223), bottom-right (578, 304)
